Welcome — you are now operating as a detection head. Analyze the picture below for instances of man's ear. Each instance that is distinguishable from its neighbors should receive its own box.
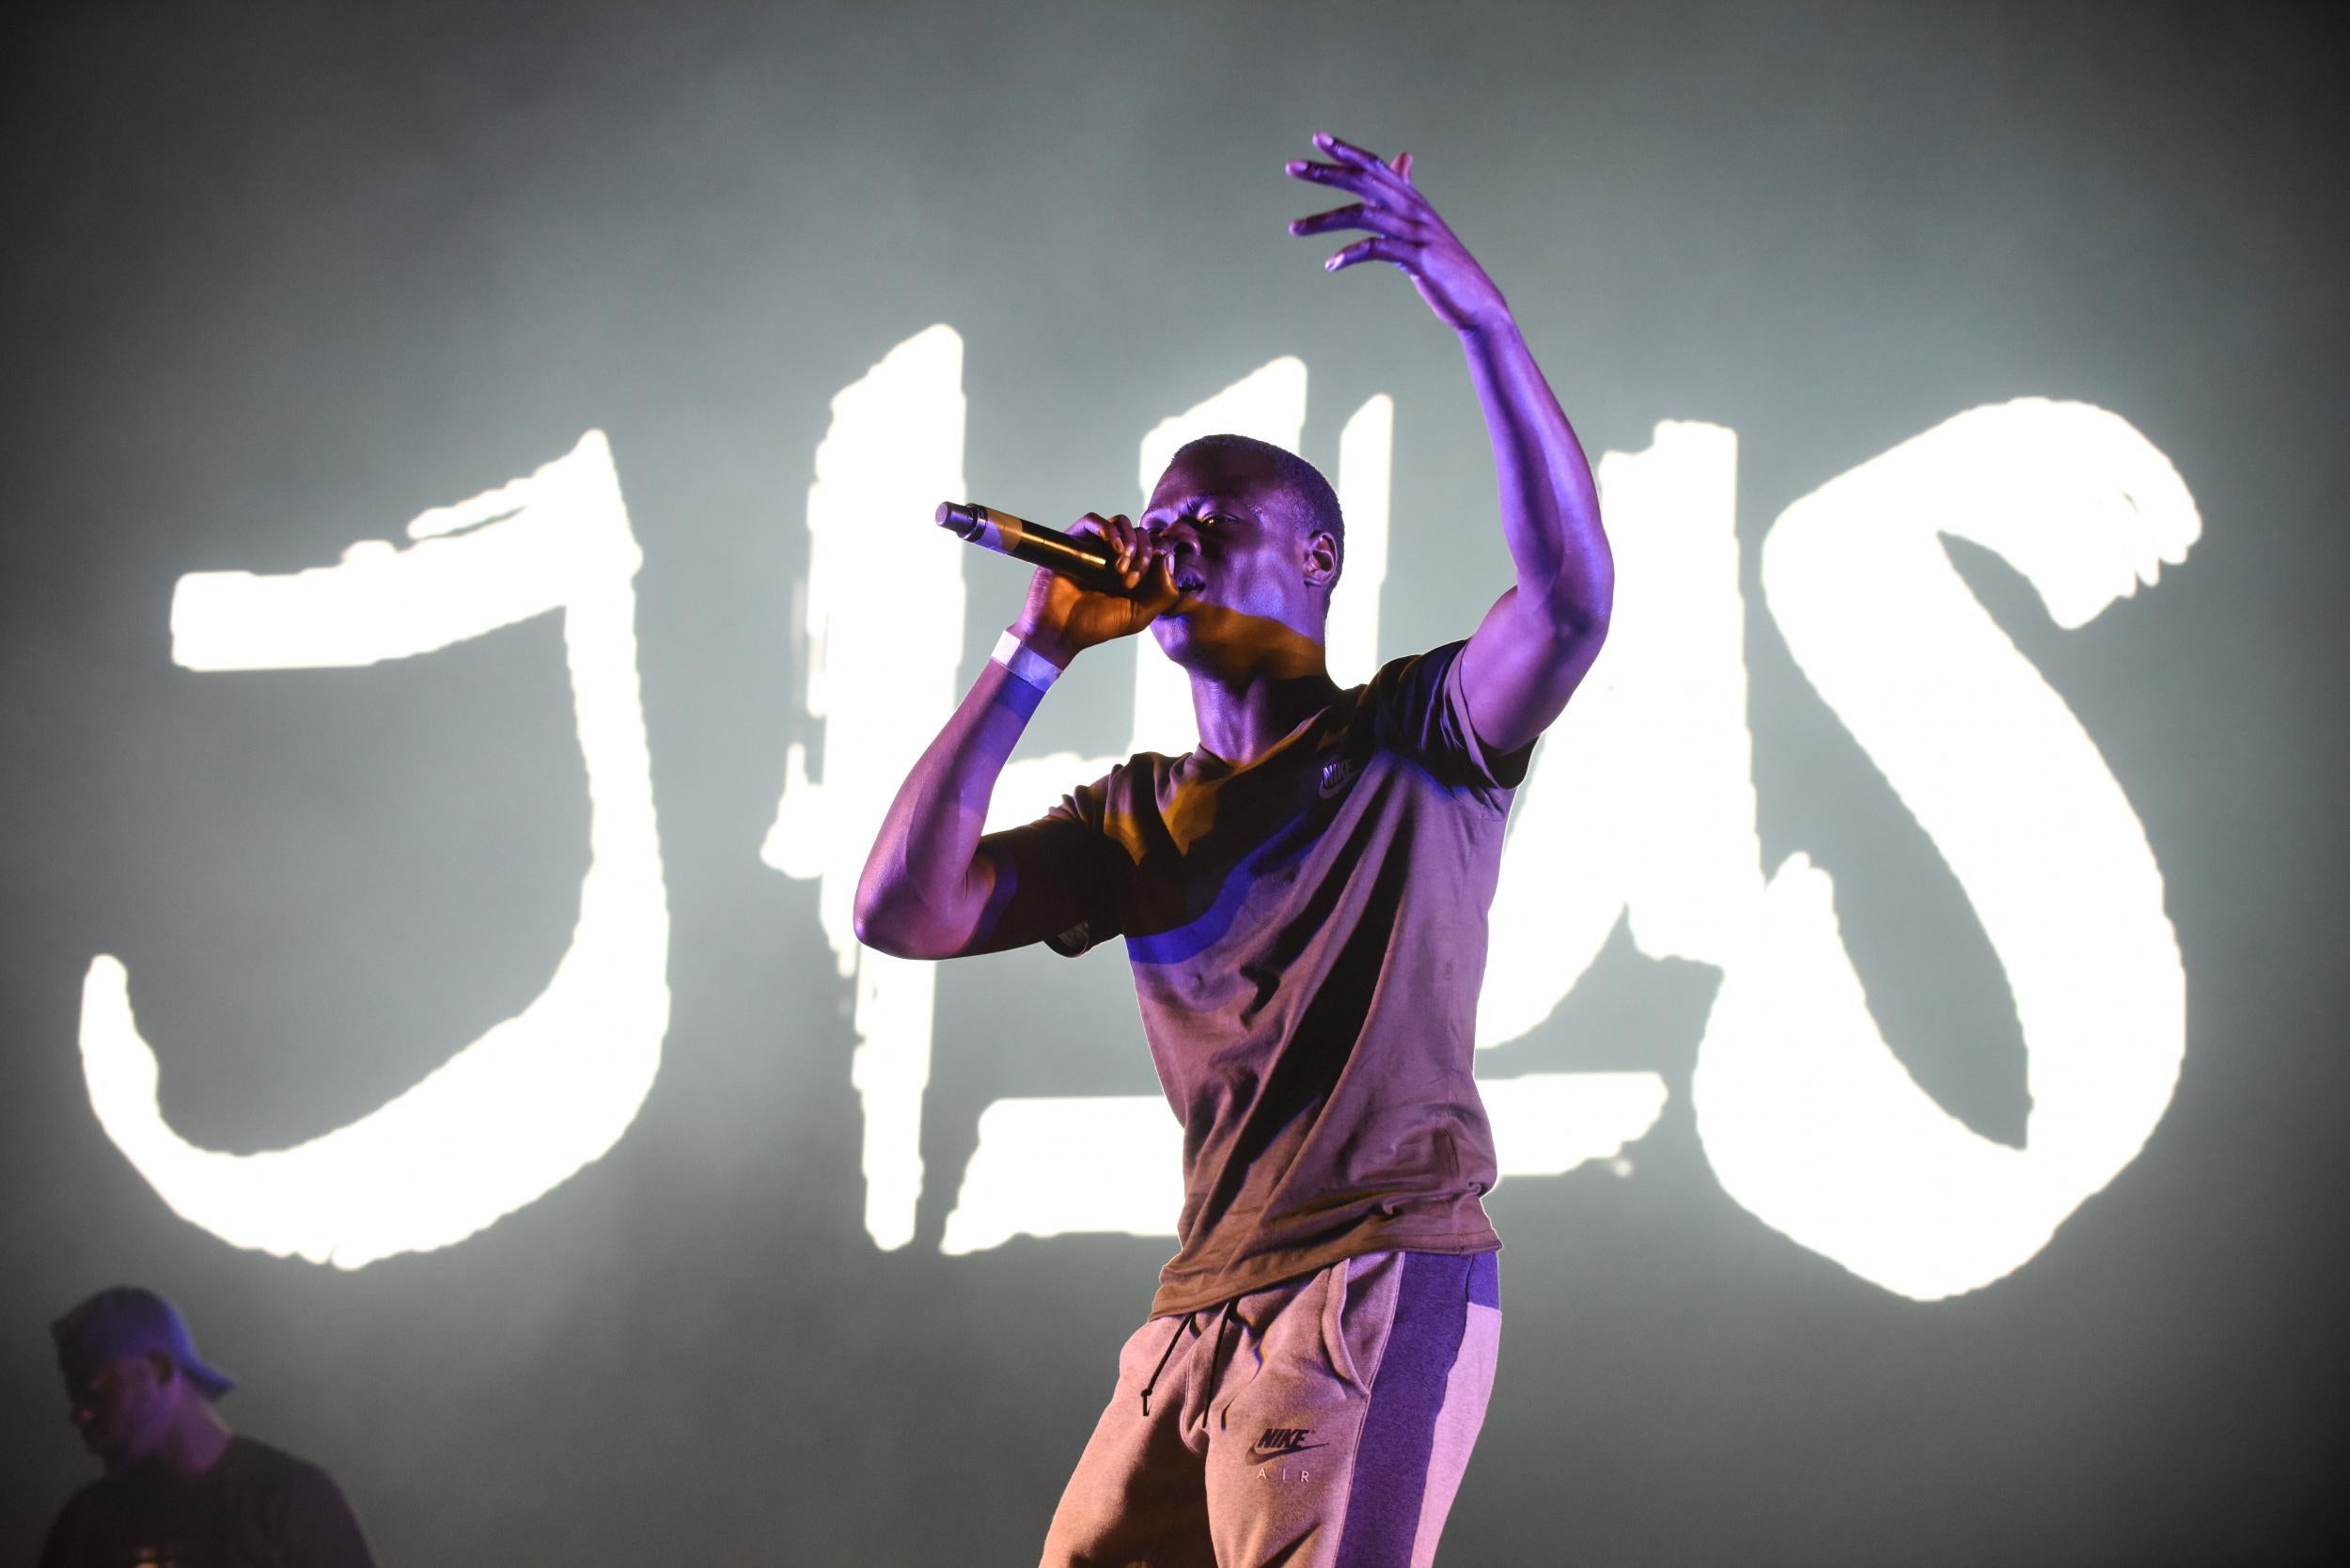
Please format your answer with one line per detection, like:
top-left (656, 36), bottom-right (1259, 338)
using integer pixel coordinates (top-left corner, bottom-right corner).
top-left (1302, 528), bottom-right (1340, 588)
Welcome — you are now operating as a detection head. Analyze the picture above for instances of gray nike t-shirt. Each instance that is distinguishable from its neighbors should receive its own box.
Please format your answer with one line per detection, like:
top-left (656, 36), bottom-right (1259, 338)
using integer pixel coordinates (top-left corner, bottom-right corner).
top-left (1030, 641), bottom-right (1528, 1316)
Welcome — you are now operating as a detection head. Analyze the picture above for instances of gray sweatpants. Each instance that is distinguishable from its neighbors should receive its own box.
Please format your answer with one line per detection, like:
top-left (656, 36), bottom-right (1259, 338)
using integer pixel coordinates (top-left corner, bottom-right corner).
top-left (1040, 1249), bottom-right (1502, 1568)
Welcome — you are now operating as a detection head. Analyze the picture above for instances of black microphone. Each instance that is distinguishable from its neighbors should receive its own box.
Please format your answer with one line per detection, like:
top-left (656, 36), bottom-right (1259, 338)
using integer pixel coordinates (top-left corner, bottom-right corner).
top-left (935, 501), bottom-right (1127, 592)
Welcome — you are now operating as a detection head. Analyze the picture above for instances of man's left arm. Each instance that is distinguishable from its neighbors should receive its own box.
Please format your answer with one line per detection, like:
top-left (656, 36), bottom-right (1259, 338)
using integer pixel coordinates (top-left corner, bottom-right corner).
top-left (1290, 133), bottom-right (1611, 754)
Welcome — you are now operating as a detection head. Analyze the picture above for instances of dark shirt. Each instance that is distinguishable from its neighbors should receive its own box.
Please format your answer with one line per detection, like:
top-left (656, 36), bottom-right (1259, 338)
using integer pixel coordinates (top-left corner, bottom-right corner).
top-left (1030, 642), bottom-right (1530, 1315)
top-left (39, 1435), bottom-right (375, 1568)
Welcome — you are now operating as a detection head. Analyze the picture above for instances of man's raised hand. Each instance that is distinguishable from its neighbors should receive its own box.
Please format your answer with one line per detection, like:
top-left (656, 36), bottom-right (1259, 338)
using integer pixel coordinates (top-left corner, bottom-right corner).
top-left (1287, 133), bottom-right (1511, 334)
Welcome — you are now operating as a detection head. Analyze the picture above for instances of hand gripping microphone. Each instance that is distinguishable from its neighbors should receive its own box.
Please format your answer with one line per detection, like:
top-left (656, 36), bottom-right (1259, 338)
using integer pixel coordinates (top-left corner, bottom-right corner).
top-left (935, 501), bottom-right (1127, 593)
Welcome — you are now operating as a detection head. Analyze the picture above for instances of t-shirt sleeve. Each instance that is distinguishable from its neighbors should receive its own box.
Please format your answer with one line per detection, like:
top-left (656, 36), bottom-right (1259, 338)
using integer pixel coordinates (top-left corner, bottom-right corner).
top-left (1375, 640), bottom-right (1538, 797)
top-left (1030, 773), bottom-right (1125, 957)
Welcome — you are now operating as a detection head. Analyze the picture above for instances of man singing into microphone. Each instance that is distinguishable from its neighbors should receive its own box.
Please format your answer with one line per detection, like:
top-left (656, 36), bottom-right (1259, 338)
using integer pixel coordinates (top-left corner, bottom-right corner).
top-left (855, 134), bottom-right (1611, 1567)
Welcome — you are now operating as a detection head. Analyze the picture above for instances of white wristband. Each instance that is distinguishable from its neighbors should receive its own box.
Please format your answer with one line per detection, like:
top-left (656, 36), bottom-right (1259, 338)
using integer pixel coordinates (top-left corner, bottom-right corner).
top-left (991, 629), bottom-right (1063, 694)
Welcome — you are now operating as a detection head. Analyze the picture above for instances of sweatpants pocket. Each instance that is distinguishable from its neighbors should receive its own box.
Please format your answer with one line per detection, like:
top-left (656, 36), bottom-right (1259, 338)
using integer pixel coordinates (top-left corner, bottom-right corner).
top-left (1319, 1250), bottom-right (1403, 1398)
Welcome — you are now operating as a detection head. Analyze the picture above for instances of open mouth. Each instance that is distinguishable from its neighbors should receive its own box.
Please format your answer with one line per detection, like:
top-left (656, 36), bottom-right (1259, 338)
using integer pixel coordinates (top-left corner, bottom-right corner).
top-left (1167, 548), bottom-right (1206, 595)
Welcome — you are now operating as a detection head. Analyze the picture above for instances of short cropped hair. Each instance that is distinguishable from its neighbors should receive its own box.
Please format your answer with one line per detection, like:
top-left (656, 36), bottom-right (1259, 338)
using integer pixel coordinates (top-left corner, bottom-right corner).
top-left (1170, 434), bottom-right (1346, 590)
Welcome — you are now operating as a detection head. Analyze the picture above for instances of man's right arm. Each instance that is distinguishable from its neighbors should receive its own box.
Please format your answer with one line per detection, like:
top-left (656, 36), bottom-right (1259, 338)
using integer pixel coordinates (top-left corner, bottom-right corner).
top-left (853, 511), bottom-right (1176, 960)
top-left (853, 656), bottom-right (1067, 959)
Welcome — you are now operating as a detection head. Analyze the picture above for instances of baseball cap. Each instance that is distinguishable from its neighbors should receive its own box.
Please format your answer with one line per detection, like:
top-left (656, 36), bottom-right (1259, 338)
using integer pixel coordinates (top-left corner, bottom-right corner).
top-left (52, 1287), bottom-right (237, 1401)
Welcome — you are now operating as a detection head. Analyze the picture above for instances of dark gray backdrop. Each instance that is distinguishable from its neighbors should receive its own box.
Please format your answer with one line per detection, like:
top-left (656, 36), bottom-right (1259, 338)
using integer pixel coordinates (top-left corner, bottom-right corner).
top-left (5, 1), bottom-right (2343, 1562)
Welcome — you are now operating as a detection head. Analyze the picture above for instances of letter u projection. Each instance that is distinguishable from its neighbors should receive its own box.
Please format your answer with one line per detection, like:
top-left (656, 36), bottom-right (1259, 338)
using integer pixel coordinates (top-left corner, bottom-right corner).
top-left (80, 328), bottom-right (2196, 1301)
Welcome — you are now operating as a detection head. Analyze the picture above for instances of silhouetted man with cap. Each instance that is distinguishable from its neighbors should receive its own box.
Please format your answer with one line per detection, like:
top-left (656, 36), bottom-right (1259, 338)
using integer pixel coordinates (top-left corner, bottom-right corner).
top-left (39, 1285), bottom-right (375, 1568)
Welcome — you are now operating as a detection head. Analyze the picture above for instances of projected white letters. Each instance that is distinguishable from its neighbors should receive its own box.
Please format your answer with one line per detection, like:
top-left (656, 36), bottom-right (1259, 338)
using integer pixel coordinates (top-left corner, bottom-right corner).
top-left (79, 431), bottom-right (670, 1269)
top-left (77, 334), bottom-right (2192, 1299)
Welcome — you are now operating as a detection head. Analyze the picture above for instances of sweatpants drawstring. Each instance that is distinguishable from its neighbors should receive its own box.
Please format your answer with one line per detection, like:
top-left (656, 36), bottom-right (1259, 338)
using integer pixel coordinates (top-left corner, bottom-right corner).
top-left (1139, 1312), bottom-right (1192, 1417)
top-left (1211, 1306), bottom-right (1246, 1431)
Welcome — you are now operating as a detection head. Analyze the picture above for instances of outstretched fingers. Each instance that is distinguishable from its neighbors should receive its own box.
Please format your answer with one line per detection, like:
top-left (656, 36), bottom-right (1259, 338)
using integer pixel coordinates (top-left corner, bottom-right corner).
top-left (1311, 132), bottom-right (1410, 187)
top-left (1289, 201), bottom-right (1418, 240)
top-left (1288, 137), bottom-right (1411, 202)
top-left (1286, 156), bottom-right (1385, 204)
top-left (1286, 133), bottom-right (1502, 328)
top-left (1324, 234), bottom-right (1419, 274)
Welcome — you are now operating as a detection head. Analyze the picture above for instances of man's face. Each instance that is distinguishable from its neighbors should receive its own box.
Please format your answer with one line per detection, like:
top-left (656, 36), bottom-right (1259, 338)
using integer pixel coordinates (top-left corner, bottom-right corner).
top-left (64, 1352), bottom-right (176, 1470)
top-left (1140, 448), bottom-right (1331, 661)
